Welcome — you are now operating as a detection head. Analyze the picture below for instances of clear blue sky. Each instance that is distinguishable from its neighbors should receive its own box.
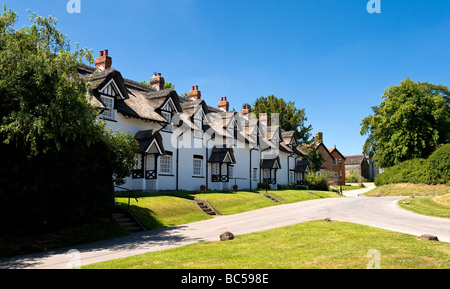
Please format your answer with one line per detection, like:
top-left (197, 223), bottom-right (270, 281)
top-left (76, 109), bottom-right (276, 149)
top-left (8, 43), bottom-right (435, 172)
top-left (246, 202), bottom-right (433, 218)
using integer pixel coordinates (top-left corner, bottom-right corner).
top-left (5, 0), bottom-right (450, 155)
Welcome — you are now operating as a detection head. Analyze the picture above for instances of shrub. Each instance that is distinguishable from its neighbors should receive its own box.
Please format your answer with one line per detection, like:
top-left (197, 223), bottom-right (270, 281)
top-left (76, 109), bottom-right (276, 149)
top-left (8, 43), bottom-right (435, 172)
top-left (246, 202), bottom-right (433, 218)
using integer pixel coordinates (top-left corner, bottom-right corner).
top-left (305, 172), bottom-right (328, 191)
top-left (320, 170), bottom-right (338, 186)
top-left (374, 158), bottom-right (426, 186)
top-left (424, 144), bottom-right (450, 184)
top-left (346, 170), bottom-right (362, 183)
top-left (374, 144), bottom-right (450, 186)
top-left (257, 182), bottom-right (271, 190)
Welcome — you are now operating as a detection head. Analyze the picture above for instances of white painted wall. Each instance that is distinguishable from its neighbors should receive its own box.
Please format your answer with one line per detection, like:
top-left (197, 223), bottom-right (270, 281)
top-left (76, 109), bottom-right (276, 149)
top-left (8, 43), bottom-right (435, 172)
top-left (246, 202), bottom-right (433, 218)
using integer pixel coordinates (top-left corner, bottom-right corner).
top-left (100, 107), bottom-right (303, 192)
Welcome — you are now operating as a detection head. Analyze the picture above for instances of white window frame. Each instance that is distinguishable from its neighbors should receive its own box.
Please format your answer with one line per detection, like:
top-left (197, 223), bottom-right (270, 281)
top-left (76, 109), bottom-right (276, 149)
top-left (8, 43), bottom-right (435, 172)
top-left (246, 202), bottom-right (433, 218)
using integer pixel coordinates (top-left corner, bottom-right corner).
top-left (193, 158), bottom-right (203, 176)
top-left (162, 111), bottom-right (173, 132)
top-left (160, 155), bottom-right (172, 174)
top-left (161, 98), bottom-right (178, 133)
top-left (253, 168), bottom-right (258, 181)
top-left (99, 79), bottom-right (124, 99)
top-left (193, 118), bottom-right (203, 139)
top-left (100, 95), bottom-right (115, 120)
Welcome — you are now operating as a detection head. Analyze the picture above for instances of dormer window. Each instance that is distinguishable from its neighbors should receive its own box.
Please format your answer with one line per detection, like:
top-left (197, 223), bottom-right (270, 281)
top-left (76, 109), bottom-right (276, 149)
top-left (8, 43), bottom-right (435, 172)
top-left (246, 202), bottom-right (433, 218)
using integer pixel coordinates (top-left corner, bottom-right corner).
top-left (161, 98), bottom-right (178, 132)
top-left (98, 79), bottom-right (124, 121)
top-left (100, 95), bottom-right (115, 120)
top-left (193, 109), bottom-right (205, 139)
top-left (226, 117), bottom-right (238, 145)
top-left (162, 111), bottom-right (172, 132)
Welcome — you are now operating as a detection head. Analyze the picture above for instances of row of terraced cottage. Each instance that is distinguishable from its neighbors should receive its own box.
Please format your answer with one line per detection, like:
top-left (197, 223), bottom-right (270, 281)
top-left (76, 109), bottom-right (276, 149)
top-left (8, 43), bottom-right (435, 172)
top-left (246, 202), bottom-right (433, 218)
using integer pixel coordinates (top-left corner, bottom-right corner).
top-left (79, 50), bottom-right (335, 192)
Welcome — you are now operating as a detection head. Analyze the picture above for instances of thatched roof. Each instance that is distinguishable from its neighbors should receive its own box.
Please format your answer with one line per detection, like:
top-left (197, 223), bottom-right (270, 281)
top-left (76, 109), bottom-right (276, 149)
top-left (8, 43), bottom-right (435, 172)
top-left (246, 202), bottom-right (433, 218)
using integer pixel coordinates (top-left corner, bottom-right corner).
top-left (345, 155), bottom-right (366, 165)
top-left (78, 65), bottom-right (182, 124)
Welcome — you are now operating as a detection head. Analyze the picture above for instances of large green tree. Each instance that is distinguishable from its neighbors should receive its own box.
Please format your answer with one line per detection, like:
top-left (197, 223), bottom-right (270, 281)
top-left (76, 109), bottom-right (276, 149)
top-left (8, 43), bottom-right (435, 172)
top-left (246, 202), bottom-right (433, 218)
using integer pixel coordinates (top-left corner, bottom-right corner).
top-left (250, 95), bottom-right (313, 144)
top-left (360, 78), bottom-right (450, 168)
top-left (0, 7), bottom-right (137, 234)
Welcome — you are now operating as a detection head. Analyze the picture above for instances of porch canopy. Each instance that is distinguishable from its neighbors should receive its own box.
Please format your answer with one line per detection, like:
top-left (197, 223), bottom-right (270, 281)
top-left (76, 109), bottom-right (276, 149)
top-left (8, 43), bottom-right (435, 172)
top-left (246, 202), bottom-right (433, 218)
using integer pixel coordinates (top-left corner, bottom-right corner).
top-left (132, 130), bottom-right (166, 179)
top-left (260, 154), bottom-right (281, 185)
top-left (208, 145), bottom-right (236, 182)
top-left (260, 154), bottom-right (281, 170)
top-left (294, 160), bottom-right (309, 173)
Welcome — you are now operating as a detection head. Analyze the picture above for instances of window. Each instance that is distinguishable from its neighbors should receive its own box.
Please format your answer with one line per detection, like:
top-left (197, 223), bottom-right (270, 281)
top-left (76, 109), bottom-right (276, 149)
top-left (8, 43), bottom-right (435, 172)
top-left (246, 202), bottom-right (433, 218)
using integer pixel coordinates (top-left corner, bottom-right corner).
top-left (229, 166), bottom-right (234, 178)
top-left (134, 154), bottom-right (142, 170)
top-left (194, 118), bottom-right (203, 139)
top-left (161, 99), bottom-right (177, 132)
top-left (160, 155), bottom-right (172, 174)
top-left (212, 163), bottom-right (220, 176)
top-left (335, 172), bottom-right (338, 180)
top-left (101, 95), bottom-right (114, 120)
top-left (253, 168), bottom-right (258, 181)
top-left (193, 158), bottom-right (203, 176)
top-left (226, 137), bottom-right (236, 146)
top-left (333, 158), bottom-right (337, 166)
top-left (162, 111), bottom-right (173, 132)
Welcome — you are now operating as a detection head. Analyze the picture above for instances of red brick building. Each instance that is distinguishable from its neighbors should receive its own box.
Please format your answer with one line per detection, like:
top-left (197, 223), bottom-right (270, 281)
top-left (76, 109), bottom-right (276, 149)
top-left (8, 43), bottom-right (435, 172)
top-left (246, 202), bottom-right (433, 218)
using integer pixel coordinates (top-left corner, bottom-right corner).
top-left (315, 132), bottom-right (346, 185)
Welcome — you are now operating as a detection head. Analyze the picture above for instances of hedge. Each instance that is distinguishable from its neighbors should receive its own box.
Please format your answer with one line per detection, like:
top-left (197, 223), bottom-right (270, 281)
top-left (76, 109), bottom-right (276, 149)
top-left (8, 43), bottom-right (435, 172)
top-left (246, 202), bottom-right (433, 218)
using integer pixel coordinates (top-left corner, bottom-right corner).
top-left (375, 144), bottom-right (450, 186)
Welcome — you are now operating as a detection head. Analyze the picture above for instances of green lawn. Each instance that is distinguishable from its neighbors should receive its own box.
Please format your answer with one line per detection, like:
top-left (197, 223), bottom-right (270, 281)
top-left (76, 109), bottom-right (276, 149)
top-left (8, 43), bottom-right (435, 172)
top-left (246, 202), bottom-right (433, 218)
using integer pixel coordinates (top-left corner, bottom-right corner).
top-left (361, 183), bottom-right (450, 219)
top-left (116, 189), bottom-right (340, 230)
top-left (115, 194), bottom-right (213, 230)
top-left (364, 183), bottom-right (449, 197)
top-left (399, 194), bottom-right (450, 219)
top-left (268, 190), bottom-right (341, 204)
top-left (167, 190), bottom-right (280, 215)
top-left (84, 220), bottom-right (450, 269)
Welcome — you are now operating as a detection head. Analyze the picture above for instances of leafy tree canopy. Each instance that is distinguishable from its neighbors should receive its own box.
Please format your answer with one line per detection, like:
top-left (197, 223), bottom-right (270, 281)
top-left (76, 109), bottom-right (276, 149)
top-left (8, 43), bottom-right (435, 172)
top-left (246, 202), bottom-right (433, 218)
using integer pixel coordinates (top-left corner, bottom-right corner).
top-left (0, 6), bottom-right (137, 185)
top-left (305, 149), bottom-right (325, 172)
top-left (249, 95), bottom-right (313, 144)
top-left (360, 78), bottom-right (450, 168)
top-left (0, 6), bottom-right (97, 157)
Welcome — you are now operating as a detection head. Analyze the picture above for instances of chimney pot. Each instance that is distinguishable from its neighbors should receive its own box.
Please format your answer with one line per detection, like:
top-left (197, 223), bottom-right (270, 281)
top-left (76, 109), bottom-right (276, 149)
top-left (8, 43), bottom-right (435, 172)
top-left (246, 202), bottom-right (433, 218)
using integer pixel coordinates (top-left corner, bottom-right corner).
top-left (150, 72), bottom-right (165, 91)
top-left (316, 132), bottom-right (323, 143)
top-left (95, 49), bottom-right (112, 69)
top-left (218, 97), bottom-right (229, 112)
top-left (188, 85), bottom-right (201, 100)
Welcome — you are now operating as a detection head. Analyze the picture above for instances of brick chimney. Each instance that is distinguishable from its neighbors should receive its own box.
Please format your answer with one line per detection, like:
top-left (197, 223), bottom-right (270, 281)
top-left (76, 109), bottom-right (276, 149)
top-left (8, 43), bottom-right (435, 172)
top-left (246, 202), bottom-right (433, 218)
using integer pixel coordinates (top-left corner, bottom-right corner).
top-left (95, 49), bottom-right (112, 70)
top-left (259, 113), bottom-right (268, 126)
top-left (188, 85), bottom-right (201, 101)
top-left (241, 105), bottom-right (250, 120)
top-left (218, 97), bottom-right (229, 112)
top-left (316, 132), bottom-right (323, 144)
top-left (150, 73), bottom-right (165, 91)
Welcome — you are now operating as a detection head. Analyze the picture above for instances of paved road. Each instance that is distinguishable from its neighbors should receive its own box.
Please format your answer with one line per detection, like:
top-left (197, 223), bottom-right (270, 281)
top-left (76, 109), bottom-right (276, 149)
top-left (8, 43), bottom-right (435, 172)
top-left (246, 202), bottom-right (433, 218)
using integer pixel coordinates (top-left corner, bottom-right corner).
top-left (2, 191), bottom-right (450, 269)
top-left (341, 184), bottom-right (376, 197)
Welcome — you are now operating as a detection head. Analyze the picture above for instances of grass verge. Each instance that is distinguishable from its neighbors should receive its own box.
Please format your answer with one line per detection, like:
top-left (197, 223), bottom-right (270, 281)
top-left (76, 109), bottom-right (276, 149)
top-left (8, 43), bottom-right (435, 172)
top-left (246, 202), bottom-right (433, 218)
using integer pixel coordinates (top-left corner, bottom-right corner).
top-left (84, 220), bottom-right (450, 269)
top-left (267, 190), bottom-right (341, 204)
top-left (115, 193), bottom-right (213, 230)
top-left (165, 190), bottom-right (279, 215)
top-left (399, 194), bottom-right (450, 219)
top-left (364, 183), bottom-right (449, 197)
